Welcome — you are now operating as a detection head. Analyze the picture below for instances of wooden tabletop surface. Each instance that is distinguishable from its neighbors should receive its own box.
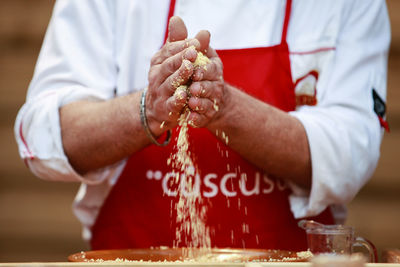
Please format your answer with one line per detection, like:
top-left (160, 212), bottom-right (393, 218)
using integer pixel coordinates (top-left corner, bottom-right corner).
top-left (1, 263), bottom-right (400, 267)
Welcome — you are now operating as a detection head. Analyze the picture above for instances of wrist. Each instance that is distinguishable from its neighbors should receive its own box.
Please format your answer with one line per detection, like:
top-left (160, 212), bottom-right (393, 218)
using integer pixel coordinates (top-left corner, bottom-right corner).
top-left (140, 88), bottom-right (172, 146)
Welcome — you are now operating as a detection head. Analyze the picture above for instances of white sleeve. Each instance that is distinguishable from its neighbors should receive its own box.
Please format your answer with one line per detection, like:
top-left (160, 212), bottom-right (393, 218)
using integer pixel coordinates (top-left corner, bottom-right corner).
top-left (14, 0), bottom-right (120, 184)
top-left (288, 0), bottom-right (390, 218)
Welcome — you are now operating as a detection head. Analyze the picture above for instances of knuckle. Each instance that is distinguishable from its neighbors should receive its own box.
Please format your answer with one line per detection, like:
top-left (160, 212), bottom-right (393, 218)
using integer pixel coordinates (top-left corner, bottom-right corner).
top-left (164, 57), bottom-right (181, 76)
top-left (150, 52), bottom-right (161, 65)
top-left (148, 67), bottom-right (159, 84)
top-left (165, 45), bottom-right (172, 56)
top-left (198, 82), bottom-right (208, 97)
top-left (165, 44), bottom-right (177, 57)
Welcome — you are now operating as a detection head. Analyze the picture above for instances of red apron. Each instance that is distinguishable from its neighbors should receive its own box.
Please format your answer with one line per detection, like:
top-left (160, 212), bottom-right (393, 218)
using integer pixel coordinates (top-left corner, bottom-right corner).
top-left (91, 0), bottom-right (333, 251)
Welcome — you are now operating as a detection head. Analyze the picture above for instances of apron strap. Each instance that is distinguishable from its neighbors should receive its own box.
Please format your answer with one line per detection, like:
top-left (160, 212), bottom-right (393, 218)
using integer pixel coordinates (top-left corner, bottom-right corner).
top-left (281, 0), bottom-right (292, 44)
top-left (163, 0), bottom-right (177, 44)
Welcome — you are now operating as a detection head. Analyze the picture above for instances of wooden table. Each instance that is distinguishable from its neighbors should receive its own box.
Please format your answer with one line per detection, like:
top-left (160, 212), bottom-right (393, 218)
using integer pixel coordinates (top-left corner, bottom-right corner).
top-left (1, 263), bottom-right (400, 267)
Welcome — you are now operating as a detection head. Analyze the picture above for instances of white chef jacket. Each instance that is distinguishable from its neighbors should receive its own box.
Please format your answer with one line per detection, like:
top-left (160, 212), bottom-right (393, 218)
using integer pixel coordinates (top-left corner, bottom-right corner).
top-left (14, 0), bottom-right (390, 241)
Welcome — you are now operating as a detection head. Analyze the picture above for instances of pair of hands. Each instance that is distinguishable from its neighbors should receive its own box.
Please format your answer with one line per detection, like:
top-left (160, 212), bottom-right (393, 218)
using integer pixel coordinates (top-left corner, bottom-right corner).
top-left (145, 16), bottom-right (225, 135)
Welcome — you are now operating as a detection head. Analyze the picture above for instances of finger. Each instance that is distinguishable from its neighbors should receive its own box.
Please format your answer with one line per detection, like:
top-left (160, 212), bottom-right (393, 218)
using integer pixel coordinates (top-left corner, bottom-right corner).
top-left (162, 46), bottom-right (197, 78)
top-left (166, 87), bottom-right (189, 116)
top-left (188, 81), bottom-right (223, 100)
top-left (206, 45), bottom-right (219, 58)
top-left (160, 59), bottom-right (194, 96)
top-left (192, 56), bottom-right (223, 82)
top-left (168, 16), bottom-right (188, 42)
top-left (149, 47), bottom-right (197, 89)
top-left (151, 38), bottom-right (200, 66)
top-left (187, 111), bottom-right (213, 128)
top-left (194, 30), bottom-right (210, 53)
top-left (187, 96), bottom-right (214, 114)
top-left (188, 81), bottom-right (209, 98)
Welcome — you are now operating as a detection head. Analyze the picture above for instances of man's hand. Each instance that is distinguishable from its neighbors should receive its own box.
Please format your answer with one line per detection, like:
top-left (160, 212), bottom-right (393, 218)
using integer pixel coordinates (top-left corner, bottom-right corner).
top-left (145, 17), bottom-right (200, 136)
top-left (147, 16), bottom-right (226, 131)
top-left (186, 31), bottom-right (226, 128)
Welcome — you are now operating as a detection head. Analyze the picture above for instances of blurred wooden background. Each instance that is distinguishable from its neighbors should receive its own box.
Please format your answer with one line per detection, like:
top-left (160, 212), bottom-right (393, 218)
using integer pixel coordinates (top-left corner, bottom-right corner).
top-left (0, 0), bottom-right (399, 263)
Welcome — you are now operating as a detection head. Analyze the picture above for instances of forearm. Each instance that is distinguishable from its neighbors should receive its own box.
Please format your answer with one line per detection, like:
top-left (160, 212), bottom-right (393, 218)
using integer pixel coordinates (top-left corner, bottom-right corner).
top-left (60, 91), bottom-right (152, 174)
top-left (208, 84), bottom-right (312, 189)
top-left (60, 19), bottom-right (204, 176)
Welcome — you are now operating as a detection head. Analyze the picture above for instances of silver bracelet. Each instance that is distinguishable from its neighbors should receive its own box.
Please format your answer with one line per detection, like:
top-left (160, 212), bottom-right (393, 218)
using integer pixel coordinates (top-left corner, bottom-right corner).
top-left (140, 88), bottom-right (172, 146)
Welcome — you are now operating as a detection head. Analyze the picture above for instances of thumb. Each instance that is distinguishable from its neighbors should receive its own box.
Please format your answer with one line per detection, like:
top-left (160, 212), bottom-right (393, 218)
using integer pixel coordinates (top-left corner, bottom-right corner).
top-left (168, 16), bottom-right (188, 42)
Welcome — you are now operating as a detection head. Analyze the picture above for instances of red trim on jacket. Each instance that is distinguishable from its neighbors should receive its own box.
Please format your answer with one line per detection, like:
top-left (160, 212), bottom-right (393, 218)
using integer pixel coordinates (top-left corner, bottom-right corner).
top-left (19, 122), bottom-right (34, 160)
top-left (290, 47), bottom-right (335, 55)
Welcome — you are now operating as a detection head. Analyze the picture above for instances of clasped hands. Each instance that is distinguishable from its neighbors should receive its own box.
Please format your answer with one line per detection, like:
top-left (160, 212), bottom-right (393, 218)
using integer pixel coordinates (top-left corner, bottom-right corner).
top-left (144, 16), bottom-right (225, 137)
